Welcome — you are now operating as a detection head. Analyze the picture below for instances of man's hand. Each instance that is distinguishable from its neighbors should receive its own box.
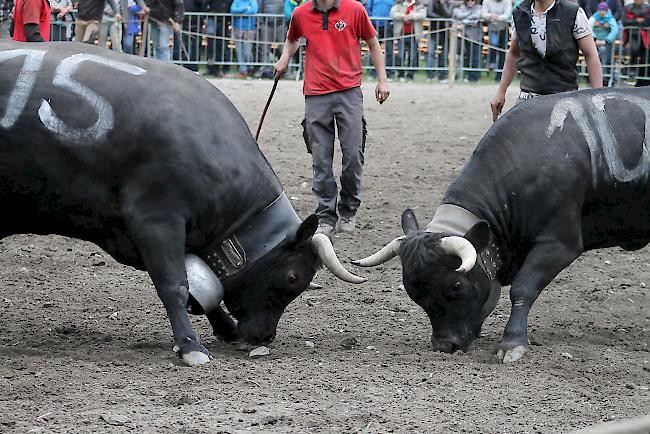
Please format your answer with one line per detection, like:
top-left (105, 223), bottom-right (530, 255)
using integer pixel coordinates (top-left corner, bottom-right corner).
top-left (490, 90), bottom-right (506, 122)
top-left (172, 20), bottom-right (180, 32)
top-left (593, 20), bottom-right (600, 27)
top-left (375, 80), bottom-right (390, 104)
top-left (274, 57), bottom-right (289, 80)
top-left (115, 13), bottom-right (122, 21)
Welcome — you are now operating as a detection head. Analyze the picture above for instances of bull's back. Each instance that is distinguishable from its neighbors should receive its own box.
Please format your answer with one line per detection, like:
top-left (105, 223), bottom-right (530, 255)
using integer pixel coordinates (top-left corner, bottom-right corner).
top-left (0, 42), bottom-right (280, 256)
top-left (446, 87), bottom-right (650, 252)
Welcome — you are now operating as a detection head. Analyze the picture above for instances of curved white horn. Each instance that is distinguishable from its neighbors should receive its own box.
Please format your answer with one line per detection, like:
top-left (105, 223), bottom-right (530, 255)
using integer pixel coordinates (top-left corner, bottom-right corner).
top-left (352, 236), bottom-right (404, 267)
top-left (311, 234), bottom-right (367, 284)
top-left (308, 282), bottom-right (323, 290)
top-left (440, 236), bottom-right (477, 273)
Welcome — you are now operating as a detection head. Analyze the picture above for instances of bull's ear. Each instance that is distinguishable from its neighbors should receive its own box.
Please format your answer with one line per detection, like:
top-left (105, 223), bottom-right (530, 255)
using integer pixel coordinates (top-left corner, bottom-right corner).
top-left (286, 214), bottom-right (318, 248)
top-left (464, 221), bottom-right (490, 251)
top-left (401, 208), bottom-right (420, 234)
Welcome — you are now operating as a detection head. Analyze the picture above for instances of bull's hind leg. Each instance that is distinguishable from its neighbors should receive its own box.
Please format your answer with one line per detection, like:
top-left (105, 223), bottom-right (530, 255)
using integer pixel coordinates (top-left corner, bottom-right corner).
top-left (126, 214), bottom-right (212, 366)
top-left (497, 237), bottom-right (581, 363)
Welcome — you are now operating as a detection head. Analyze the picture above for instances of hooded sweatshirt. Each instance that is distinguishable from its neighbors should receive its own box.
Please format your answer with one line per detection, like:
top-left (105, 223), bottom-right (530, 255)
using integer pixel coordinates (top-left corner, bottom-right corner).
top-left (589, 9), bottom-right (618, 43)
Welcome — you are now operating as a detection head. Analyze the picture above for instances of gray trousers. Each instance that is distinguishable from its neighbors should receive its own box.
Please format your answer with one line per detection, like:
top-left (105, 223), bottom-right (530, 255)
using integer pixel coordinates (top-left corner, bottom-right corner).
top-left (304, 87), bottom-right (366, 226)
top-left (0, 20), bottom-right (12, 40)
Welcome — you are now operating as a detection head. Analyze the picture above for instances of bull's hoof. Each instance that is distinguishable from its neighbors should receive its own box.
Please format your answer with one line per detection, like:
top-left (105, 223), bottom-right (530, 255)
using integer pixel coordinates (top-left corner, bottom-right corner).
top-left (496, 342), bottom-right (528, 363)
top-left (173, 338), bottom-right (212, 367)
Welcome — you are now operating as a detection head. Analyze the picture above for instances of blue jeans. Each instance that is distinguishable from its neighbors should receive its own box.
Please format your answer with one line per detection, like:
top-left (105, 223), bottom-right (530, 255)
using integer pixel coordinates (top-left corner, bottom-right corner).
top-left (397, 34), bottom-right (418, 79)
top-left (123, 31), bottom-right (136, 54)
top-left (488, 29), bottom-right (508, 80)
top-left (463, 39), bottom-right (481, 81)
top-left (597, 42), bottom-right (614, 85)
top-left (427, 20), bottom-right (449, 79)
top-left (151, 22), bottom-right (173, 62)
top-left (369, 24), bottom-right (394, 78)
top-left (234, 29), bottom-right (255, 74)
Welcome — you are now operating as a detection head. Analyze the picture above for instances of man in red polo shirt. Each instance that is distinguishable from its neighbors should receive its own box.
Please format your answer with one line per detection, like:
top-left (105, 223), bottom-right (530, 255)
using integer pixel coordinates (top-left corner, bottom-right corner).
top-left (274, 0), bottom-right (390, 239)
top-left (12, 0), bottom-right (50, 41)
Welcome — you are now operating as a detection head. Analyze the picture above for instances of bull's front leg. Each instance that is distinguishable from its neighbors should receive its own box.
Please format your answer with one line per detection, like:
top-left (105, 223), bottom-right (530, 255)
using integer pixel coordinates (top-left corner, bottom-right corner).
top-left (126, 214), bottom-right (212, 366)
top-left (206, 306), bottom-right (240, 342)
top-left (497, 240), bottom-right (581, 363)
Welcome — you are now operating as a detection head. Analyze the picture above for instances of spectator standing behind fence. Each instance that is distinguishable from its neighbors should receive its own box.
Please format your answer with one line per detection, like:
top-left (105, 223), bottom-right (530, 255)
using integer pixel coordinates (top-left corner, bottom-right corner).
top-left (0, 0), bottom-right (14, 39)
top-left (12, 0), bottom-right (50, 40)
top-left (49, 0), bottom-right (73, 40)
top-left (391, 0), bottom-right (426, 81)
top-left (622, 0), bottom-right (650, 86)
top-left (257, 0), bottom-right (285, 78)
top-left (426, 0), bottom-right (456, 81)
top-left (75, 0), bottom-right (120, 42)
top-left (173, 0), bottom-right (200, 71)
top-left (230, 0), bottom-right (257, 77)
top-left (204, 0), bottom-right (232, 76)
top-left (99, 0), bottom-right (123, 50)
top-left (491, 0), bottom-right (602, 120)
top-left (122, 0), bottom-right (148, 54)
top-left (481, 0), bottom-right (511, 81)
top-left (453, 0), bottom-right (481, 82)
top-left (582, 0), bottom-right (622, 21)
top-left (148, 0), bottom-right (183, 61)
top-left (274, 0), bottom-right (390, 238)
top-left (589, 2), bottom-right (618, 85)
top-left (366, 0), bottom-right (395, 80)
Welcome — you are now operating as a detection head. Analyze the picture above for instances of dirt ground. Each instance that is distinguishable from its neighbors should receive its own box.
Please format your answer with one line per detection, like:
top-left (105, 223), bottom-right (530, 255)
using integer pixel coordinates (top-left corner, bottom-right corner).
top-left (1, 78), bottom-right (649, 434)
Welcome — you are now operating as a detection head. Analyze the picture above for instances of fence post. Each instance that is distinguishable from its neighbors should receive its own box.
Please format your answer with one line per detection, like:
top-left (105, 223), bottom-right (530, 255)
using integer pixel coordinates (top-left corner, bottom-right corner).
top-left (448, 23), bottom-right (456, 87)
top-left (139, 17), bottom-right (149, 57)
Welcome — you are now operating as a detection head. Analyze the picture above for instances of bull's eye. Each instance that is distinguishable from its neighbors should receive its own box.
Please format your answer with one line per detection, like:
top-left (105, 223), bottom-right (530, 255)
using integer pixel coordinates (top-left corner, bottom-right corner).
top-left (452, 281), bottom-right (462, 291)
top-left (288, 272), bottom-right (299, 287)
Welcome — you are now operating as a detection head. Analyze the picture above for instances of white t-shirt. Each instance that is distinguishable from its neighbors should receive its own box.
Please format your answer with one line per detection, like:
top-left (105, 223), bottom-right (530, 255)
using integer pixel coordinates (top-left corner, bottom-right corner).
top-left (511, 1), bottom-right (592, 57)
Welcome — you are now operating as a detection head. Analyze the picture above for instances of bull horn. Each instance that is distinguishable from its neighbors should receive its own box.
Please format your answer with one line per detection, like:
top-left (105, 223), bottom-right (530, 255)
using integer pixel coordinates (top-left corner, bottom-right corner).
top-left (311, 234), bottom-right (367, 284)
top-left (308, 282), bottom-right (323, 289)
top-left (352, 236), bottom-right (404, 267)
top-left (440, 236), bottom-right (477, 273)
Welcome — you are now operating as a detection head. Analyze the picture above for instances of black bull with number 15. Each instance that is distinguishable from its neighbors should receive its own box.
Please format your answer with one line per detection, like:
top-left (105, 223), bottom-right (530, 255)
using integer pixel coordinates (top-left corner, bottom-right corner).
top-left (355, 87), bottom-right (650, 363)
top-left (0, 41), bottom-right (366, 366)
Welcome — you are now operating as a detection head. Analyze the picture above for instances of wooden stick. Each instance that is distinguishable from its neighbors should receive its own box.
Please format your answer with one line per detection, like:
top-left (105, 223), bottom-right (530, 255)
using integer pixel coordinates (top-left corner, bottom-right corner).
top-left (255, 77), bottom-right (279, 142)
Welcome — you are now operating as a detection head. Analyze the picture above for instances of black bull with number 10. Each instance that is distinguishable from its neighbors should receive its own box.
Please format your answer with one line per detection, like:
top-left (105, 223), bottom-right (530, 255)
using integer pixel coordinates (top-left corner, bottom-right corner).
top-left (355, 87), bottom-right (650, 363)
top-left (0, 41), bottom-right (366, 366)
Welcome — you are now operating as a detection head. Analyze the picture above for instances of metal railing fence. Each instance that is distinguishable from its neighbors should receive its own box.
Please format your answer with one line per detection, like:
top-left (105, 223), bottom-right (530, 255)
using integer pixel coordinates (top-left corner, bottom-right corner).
top-left (44, 13), bottom-right (650, 85)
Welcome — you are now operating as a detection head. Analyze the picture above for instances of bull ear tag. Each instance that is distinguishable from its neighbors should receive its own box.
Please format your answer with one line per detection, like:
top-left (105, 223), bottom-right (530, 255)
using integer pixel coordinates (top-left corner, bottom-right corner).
top-left (185, 254), bottom-right (224, 313)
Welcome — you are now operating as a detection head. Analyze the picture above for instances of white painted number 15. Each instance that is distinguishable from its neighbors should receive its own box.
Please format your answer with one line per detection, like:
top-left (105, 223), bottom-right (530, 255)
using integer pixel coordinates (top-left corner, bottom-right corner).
top-left (0, 49), bottom-right (146, 143)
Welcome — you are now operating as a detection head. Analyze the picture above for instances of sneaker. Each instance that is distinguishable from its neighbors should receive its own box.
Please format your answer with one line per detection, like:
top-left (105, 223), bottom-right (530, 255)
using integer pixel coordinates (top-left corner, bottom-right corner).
top-left (315, 222), bottom-right (335, 239)
top-left (336, 215), bottom-right (356, 234)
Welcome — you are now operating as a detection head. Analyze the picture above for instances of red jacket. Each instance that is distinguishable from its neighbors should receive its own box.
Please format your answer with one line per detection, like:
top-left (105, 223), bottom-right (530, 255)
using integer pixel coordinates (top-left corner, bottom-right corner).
top-left (12, 0), bottom-right (50, 42)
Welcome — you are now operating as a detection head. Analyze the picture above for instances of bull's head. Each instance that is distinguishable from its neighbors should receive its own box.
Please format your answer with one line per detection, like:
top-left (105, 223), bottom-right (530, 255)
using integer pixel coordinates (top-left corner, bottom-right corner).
top-left (222, 215), bottom-right (365, 346)
top-left (354, 209), bottom-right (501, 353)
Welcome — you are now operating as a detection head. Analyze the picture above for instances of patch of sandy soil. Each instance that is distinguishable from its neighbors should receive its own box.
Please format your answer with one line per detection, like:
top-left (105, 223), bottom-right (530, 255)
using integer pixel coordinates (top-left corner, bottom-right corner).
top-left (0, 78), bottom-right (648, 433)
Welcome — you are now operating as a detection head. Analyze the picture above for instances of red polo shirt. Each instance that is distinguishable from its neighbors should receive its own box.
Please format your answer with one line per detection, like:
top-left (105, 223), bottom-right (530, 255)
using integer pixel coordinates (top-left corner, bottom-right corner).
top-left (287, 0), bottom-right (377, 95)
top-left (12, 0), bottom-right (51, 41)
